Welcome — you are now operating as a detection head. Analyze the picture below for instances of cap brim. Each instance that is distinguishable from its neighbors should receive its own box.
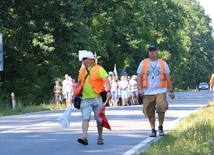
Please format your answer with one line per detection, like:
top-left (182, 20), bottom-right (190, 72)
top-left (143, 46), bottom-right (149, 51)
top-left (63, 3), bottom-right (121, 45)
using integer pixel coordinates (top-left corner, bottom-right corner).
top-left (149, 48), bottom-right (157, 50)
top-left (82, 57), bottom-right (94, 60)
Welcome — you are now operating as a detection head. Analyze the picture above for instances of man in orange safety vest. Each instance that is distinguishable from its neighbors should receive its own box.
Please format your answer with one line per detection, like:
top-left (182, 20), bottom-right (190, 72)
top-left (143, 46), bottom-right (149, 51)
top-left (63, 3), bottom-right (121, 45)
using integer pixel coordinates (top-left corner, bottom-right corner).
top-left (137, 45), bottom-right (175, 137)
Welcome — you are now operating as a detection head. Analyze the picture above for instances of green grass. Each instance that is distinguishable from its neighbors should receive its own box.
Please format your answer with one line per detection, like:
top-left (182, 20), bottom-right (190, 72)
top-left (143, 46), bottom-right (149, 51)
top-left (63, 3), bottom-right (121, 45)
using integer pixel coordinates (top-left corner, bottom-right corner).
top-left (140, 101), bottom-right (214, 155)
top-left (0, 100), bottom-right (67, 116)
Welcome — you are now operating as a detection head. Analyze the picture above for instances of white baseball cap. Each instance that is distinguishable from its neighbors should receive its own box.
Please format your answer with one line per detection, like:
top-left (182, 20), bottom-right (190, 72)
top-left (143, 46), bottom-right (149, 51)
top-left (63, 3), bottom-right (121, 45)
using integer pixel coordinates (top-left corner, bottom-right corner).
top-left (81, 51), bottom-right (95, 61)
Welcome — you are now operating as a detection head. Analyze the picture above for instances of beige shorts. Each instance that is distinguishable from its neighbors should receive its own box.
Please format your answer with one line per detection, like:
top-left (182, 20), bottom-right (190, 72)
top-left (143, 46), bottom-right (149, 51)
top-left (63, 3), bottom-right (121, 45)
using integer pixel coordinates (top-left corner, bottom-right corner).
top-left (81, 96), bottom-right (103, 122)
top-left (142, 93), bottom-right (168, 117)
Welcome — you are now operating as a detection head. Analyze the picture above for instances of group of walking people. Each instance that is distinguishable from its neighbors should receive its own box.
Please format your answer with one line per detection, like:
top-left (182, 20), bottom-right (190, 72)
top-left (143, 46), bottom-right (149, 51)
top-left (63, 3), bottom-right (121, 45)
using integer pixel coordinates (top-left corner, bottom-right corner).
top-left (56, 45), bottom-right (175, 145)
top-left (53, 74), bottom-right (76, 107)
top-left (108, 73), bottom-right (140, 106)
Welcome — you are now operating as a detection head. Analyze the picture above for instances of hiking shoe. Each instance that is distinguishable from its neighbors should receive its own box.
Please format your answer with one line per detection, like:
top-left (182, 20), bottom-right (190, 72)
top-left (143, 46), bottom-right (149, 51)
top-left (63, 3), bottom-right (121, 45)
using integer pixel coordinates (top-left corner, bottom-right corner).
top-left (77, 137), bottom-right (88, 145)
top-left (97, 138), bottom-right (104, 145)
top-left (158, 126), bottom-right (165, 136)
top-left (150, 129), bottom-right (157, 137)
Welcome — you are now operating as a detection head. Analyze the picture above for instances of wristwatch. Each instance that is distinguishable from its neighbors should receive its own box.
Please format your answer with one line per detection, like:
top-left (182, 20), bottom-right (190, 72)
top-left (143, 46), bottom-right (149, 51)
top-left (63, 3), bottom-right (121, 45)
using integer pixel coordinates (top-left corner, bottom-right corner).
top-left (107, 90), bottom-right (111, 93)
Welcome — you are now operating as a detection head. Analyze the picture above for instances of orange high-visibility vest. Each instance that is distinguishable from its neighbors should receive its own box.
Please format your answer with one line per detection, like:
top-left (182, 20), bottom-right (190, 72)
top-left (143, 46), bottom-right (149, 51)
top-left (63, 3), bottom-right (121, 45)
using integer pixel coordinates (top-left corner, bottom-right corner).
top-left (74, 64), bottom-right (105, 95)
top-left (141, 58), bottom-right (167, 88)
top-left (210, 74), bottom-right (214, 85)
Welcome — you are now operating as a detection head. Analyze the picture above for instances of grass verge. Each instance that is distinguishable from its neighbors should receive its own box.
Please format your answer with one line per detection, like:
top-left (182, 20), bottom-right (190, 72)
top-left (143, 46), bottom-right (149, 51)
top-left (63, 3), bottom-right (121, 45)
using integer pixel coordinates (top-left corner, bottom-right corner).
top-left (140, 101), bottom-right (214, 155)
top-left (0, 100), bottom-right (67, 116)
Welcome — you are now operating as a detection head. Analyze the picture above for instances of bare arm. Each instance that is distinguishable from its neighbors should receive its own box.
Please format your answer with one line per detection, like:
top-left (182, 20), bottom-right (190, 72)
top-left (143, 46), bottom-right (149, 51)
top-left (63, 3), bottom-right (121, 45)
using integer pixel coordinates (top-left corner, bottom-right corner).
top-left (103, 77), bottom-right (111, 100)
top-left (165, 73), bottom-right (175, 99)
top-left (75, 81), bottom-right (81, 89)
top-left (71, 81), bottom-right (81, 101)
top-left (137, 73), bottom-right (143, 96)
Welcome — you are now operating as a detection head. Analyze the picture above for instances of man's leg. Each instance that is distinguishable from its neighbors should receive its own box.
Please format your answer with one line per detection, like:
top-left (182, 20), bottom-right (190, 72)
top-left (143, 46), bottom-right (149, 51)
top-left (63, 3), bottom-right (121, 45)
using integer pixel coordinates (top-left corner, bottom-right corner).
top-left (82, 120), bottom-right (89, 139)
top-left (156, 93), bottom-right (168, 136)
top-left (97, 121), bottom-right (103, 139)
top-left (77, 120), bottom-right (89, 145)
top-left (148, 115), bottom-right (156, 137)
top-left (97, 121), bottom-right (104, 145)
top-left (158, 112), bottom-right (165, 136)
top-left (149, 115), bottom-right (155, 129)
top-left (143, 95), bottom-right (156, 137)
top-left (158, 112), bottom-right (165, 126)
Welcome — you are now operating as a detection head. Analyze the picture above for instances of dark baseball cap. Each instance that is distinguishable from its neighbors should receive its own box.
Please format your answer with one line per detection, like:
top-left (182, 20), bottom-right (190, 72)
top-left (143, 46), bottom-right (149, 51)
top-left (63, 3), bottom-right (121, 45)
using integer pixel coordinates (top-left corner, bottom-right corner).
top-left (148, 45), bottom-right (158, 50)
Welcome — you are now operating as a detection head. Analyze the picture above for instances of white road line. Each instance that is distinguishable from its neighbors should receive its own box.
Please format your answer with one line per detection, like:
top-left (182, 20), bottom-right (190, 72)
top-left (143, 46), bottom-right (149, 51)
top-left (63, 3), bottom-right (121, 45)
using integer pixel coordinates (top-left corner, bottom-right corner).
top-left (0, 121), bottom-right (51, 133)
top-left (123, 137), bottom-right (160, 155)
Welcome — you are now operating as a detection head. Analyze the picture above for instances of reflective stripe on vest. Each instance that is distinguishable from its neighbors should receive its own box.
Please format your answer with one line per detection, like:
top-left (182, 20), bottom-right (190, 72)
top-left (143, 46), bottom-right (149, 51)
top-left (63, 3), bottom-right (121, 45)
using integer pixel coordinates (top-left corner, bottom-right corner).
top-left (141, 58), bottom-right (167, 88)
top-left (74, 64), bottom-right (105, 95)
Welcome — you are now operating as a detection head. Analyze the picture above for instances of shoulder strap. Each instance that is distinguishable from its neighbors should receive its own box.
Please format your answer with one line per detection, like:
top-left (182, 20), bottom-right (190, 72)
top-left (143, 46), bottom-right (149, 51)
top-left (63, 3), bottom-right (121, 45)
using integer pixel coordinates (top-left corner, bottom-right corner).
top-left (85, 64), bottom-right (95, 80)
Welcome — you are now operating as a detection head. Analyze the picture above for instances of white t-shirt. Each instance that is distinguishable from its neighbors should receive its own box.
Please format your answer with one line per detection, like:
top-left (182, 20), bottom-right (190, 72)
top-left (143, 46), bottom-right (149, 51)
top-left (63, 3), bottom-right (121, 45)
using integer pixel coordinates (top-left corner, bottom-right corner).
top-left (119, 80), bottom-right (129, 90)
top-left (111, 81), bottom-right (118, 92)
top-left (62, 79), bottom-right (72, 93)
top-left (129, 79), bottom-right (138, 92)
top-left (137, 59), bottom-right (170, 95)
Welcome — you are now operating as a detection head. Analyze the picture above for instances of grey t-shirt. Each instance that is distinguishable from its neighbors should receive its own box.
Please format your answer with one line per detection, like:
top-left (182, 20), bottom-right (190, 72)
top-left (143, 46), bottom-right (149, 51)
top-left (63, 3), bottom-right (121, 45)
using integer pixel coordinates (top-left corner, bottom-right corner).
top-left (137, 59), bottom-right (170, 95)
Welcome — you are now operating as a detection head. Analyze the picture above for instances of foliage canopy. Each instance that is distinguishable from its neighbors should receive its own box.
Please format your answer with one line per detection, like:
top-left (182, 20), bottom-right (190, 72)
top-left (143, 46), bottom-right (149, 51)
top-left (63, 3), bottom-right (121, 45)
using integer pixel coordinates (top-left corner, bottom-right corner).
top-left (0, 0), bottom-right (213, 104)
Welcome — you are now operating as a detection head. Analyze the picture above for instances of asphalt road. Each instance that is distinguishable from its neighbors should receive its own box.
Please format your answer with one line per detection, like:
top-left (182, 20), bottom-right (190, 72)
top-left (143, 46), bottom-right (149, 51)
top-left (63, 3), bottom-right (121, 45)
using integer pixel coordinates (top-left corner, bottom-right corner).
top-left (0, 91), bottom-right (213, 155)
